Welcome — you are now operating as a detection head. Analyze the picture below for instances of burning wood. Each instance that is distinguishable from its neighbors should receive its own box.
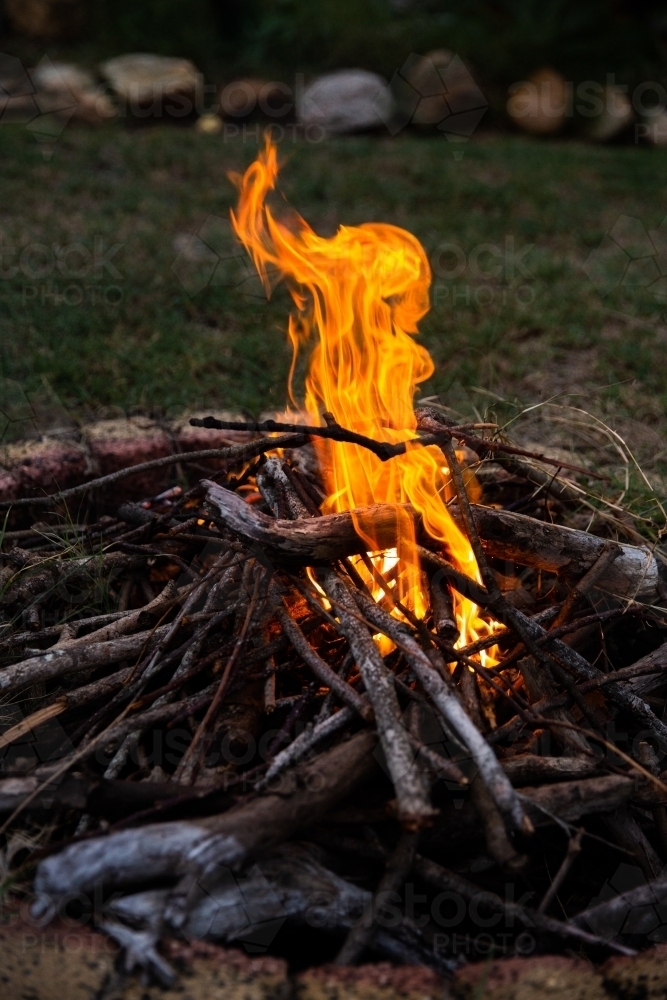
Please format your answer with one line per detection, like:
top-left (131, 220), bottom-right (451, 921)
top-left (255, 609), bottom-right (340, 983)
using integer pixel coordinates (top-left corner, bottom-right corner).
top-left (2, 138), bottom-right (667, 985)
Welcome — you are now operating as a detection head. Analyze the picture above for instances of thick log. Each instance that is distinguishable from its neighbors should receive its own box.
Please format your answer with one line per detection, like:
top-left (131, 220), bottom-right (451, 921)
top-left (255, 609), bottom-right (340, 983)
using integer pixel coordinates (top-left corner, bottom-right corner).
top-left (203, 481), bottom-right (407, 565)
top-left (500, 753), bottom-right (604, 786)
top-left (521, 774), bottom-right (637, 825)
top-left (466, 505), bottom-right (659, 602)
top-left (102, 842), bottom-right (446, 973)
top-left (570, 877), bottom-right (667, 933)
top-left (34, 730), bottom-right (378, 902)
top-left (202, 483), bottom-right (659, 602)
top-left (626, 641), bottom-right (667, 698)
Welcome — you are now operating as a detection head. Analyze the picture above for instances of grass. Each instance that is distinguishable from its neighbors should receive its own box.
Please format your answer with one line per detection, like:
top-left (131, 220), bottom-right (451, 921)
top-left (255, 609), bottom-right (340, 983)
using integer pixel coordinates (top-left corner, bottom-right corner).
top-left (0, 123), bottom-right (666, 513)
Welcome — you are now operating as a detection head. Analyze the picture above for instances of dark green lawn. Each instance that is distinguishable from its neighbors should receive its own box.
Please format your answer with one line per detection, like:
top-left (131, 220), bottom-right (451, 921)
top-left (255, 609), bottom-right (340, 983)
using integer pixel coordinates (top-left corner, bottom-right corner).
top-left (0, 124), bottom-right (666, 435)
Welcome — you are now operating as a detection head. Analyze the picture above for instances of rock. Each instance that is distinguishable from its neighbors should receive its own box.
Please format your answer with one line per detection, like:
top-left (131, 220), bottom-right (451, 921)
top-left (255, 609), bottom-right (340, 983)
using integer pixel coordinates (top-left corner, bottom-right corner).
top-left (394, 50), bottom-right (487, 132)
top-left (641, 109), bottom-right (667, 146)
top-left (507, 68), bottom-right (569, 135)
top-left (0, 915), bottom-right (290, 1000)
top-left (299, 963), bottom-right (444, 1000)
top-left (219, 78), bottom-right (292, 120)
top-left (585, 85), bottom-right (634, 142)
top-left (100, 53), bottom-right (199, 107)
top-left (30, 60), bottom-right (116, 125)
top-left (603, 943), bottom-right (667, 999)
top-left (451, 954), bottom-right (607, 1000)
top-left (31, 61), bottom-right (94, 93)
top-left (0, 412), bottom-right (253, 524)
top-left (4, 0), bottom-right (86, 40)
top-left (196, 112), bottom-right (222, 134)
top-left (297, 70), bottom-right (393, 134)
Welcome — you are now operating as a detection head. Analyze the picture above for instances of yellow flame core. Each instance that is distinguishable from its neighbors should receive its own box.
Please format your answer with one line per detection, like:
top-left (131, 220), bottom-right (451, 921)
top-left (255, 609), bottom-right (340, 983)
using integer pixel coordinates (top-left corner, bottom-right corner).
top-left (232, 140), bottom-right (494, 653)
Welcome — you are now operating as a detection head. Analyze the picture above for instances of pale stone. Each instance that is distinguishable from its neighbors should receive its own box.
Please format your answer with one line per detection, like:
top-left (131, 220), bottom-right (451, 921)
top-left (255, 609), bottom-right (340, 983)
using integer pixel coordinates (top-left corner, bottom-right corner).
top-left (30, 60), bottom-right (116, 124)
top-left (507, 68), bottom-right (568, 135)
top-left (31, 60), bottom-right (94, 93)
top-left (196, 112), bottom-right (222, 134)
top-left (586, 85), bottom-right (634, 142)
top-left (100, 53), bottom-right (199, 104)
top-left (641, 108), bottom-right (667, 146)
top-left (297, 69), bottom-right (393, 133)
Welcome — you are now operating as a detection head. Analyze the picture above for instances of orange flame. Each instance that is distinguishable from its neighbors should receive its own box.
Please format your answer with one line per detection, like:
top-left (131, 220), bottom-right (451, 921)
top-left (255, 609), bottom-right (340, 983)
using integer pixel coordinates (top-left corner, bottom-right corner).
top-left (231, 139), bottom-right (494, 654)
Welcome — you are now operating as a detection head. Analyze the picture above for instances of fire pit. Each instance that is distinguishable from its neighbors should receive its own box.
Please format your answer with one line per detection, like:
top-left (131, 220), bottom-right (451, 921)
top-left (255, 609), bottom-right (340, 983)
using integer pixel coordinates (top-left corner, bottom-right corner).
top-left (1, 140), bottom-right (667, 988)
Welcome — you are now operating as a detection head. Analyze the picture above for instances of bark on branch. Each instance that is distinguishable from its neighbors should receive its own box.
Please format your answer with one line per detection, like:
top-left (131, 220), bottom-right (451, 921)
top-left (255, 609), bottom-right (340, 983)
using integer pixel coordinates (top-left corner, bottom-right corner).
top-left (202, 483), bottom-right (659, 601)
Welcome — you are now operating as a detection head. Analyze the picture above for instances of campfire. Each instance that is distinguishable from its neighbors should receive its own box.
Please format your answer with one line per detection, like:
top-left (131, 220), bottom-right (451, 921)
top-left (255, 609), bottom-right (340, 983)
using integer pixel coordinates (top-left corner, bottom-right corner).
top-left (2, 139), bottom-right (667, 983)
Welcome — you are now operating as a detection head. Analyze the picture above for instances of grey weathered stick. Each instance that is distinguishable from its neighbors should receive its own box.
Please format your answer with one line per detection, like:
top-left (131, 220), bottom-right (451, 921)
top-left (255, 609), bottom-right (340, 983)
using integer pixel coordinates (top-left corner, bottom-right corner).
top-left (100, 555), bottom-right (236, 780)
top-left (316, 568), bottom-right (435, 827)
top-left (460, 504), bottom-right (658, 602)
top-left (202, 481), bottom-right (417, 567)
top-left (569, 877), bottom-right (667, 933)
top-left (352, 587), bottom-right (531, 835)
top-left (59, 580), bottom-right (179, 648)
top-left (34, 730), bottom-right (379, 904)
top-left (94, 552), bottom-right (237, 778)
top-left (256, 708), bottom-right (357, 790)
top-left (500, 754), bottom-right (603, 787)
top-left (0, 606), bottom-right (163, 654)
top-left (418, 545), bottom-right (667, 746)
top-left (254, 460), bottom-right (434, 828)
top-left (275, 601), bottom-right (372, 720)
top-left (0, 621), bottom-right (186, 696)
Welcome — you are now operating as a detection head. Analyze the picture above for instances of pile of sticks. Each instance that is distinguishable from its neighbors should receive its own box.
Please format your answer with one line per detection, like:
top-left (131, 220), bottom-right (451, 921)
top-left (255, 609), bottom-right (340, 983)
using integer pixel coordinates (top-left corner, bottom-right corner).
top-left (2, 407), bottom-right (667, 983)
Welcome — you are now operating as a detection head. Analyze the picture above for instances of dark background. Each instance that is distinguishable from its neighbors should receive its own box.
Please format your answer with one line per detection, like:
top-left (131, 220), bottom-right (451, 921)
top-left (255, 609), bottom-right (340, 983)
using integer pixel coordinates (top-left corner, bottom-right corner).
top-left (1, 1), bottom-right (667, 98)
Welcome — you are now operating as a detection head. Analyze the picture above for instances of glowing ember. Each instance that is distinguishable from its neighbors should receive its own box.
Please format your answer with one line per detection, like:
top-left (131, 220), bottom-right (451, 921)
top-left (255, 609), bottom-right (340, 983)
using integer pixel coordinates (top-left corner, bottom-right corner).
top-left (231, 139), bottom-right (495, 656)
